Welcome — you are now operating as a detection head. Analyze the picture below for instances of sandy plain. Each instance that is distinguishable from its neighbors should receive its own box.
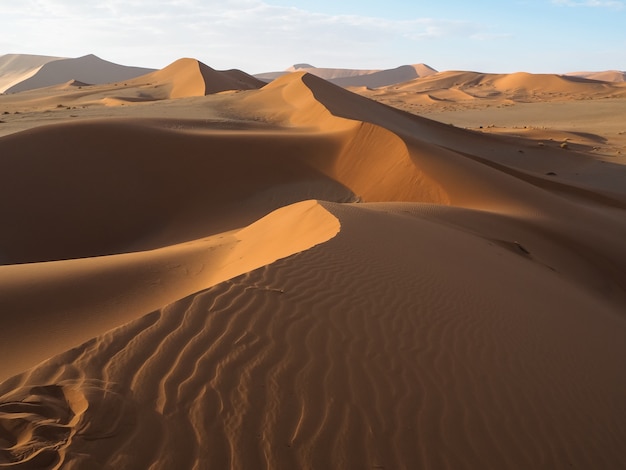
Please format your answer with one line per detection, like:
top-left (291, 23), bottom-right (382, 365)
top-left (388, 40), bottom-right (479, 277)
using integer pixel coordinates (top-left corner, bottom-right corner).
top-left (0, 58), bottom-right (625, 469)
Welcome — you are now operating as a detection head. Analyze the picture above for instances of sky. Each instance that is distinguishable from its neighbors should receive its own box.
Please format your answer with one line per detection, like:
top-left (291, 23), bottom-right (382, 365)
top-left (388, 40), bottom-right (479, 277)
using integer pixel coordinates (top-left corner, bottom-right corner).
top-left (1, 0), bottom-right (625, 74)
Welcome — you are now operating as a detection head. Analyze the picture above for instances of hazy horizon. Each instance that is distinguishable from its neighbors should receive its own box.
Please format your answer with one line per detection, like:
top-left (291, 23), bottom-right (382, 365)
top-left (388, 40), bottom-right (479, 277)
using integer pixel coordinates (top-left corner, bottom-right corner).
top-left (2, 0), bottom-right (625, 75)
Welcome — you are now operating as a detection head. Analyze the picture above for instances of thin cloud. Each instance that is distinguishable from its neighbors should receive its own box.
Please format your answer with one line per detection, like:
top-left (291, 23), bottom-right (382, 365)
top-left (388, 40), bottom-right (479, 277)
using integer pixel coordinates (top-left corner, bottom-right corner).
top-left (4, 1), bottom-right (487, 40)
top-left (1, 1), bottom-right (506, 70)
top-left (552, 0), bottom-right (624, 8)
top-left (470, 32), bottom-right (514, 41)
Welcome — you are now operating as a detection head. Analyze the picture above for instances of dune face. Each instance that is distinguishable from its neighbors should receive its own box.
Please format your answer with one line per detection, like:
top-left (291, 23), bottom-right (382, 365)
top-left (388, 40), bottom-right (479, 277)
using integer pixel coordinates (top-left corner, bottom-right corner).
top-left (4, 54), bottom-right (155, 94)
top-left (1, 61), bottom-right (626, 469)
top-left (0, 54), bottom-right (66, 93)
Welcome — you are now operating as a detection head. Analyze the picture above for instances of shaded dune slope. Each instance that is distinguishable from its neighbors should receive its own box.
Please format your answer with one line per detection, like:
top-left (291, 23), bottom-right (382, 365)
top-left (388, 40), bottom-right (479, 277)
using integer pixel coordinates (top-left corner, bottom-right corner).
top-left (1, 71), bottom-right (626, 469)
top-left (0, 54), bottom-right (66, 93)
top-left (0, 118), bottom-right (352, 264)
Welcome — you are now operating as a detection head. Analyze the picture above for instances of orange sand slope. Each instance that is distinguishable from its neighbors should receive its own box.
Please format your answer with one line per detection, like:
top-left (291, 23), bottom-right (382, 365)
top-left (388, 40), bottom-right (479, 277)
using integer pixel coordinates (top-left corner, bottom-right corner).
top-left (1, 69), bottom-right (625, 469)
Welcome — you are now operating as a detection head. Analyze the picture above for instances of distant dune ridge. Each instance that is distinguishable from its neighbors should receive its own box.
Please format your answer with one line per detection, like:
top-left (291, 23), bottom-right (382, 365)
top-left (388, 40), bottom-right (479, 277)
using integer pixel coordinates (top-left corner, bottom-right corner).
top-left (566, 70), bottom-right (626, 82)
top-left (255, 63), bottom-right (438, 87)
top-left (0, 55), bottom-right (625, 469)
top-left (356, 69), bottom-right (626, 109)
top-left (0, 55), bottom-right (265, 102)
top-left (1, 54), bottom-right (155, 94)
top-left (0, 54), bottom-right (66, 93)
top-left (387, 70), bottom-right (626, 96)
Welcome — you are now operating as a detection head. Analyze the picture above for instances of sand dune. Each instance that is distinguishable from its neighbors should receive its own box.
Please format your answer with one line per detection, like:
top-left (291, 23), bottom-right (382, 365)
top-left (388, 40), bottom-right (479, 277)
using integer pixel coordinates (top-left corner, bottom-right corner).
top-left (136, 58), bottom-right (265, 99)
top-left (285, 63), bottom-right (381, 79)
top-left (1, 201), bottom-right (624, 469)
top-left (566, 70), bottom-right (626, 82)
top-left (0, 58), bottom-right (265, 122)
top-left (0, 54), bottom-right (66, 93)
top-left (358, 70), bottom-right (626, 113)
top-left (331, 64), bottom-right (438, 88)
top-left (255, 64), bottom-right (380, 82)
top-left (1, 62), bottom-right (625, 469)
top-left (255, 63), bottom-right (437, 88)
top-left (358, 69), bottom-right (626, 163)
top-left (3, 54), bottom-right (155, 94)
top-left (103, 57), bottom-right (264, 102)
top-left (0, 199), bottom-right (339, 380)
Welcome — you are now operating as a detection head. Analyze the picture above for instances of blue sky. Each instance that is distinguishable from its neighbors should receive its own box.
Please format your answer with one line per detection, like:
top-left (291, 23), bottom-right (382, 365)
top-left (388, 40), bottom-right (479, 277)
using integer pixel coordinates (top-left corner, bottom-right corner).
top-left (1, 0), bottom-right (624, 73)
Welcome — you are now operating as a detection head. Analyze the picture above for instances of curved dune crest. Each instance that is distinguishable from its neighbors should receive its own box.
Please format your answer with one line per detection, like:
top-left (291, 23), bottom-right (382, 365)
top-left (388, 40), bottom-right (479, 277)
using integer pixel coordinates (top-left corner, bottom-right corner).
top-left (0, 200), bottom-right (339, 380)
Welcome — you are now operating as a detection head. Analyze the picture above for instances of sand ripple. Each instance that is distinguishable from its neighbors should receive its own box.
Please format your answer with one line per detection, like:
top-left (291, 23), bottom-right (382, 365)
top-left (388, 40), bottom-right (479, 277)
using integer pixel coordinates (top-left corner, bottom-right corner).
top-left (1, 203), bottom-right (624, 469)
